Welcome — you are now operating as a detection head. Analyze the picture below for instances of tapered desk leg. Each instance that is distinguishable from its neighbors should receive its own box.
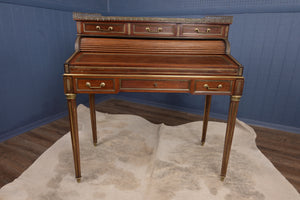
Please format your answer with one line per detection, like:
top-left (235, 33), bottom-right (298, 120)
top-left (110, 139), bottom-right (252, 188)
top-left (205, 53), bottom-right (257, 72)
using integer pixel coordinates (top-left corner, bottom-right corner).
top-left (220, 95), bottom-right (241, 181)
top-left (66, 93), bottom-right (81, 182)
top-left (201, 95), bottom-right (212, 145)
top-left (89, 94), bottom-right (97, 146)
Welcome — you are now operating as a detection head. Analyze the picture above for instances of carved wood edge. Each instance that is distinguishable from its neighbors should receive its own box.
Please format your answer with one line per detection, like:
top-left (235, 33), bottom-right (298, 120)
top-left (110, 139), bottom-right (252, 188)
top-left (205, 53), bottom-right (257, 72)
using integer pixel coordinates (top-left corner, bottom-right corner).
top-left (73, 12), bottom-right (233, 24)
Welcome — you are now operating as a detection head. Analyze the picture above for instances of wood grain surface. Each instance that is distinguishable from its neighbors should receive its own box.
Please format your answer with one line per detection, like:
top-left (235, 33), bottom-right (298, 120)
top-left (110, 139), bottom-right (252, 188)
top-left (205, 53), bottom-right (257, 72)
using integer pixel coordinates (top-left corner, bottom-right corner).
top-left (0, 99), bottom-right (299, 192)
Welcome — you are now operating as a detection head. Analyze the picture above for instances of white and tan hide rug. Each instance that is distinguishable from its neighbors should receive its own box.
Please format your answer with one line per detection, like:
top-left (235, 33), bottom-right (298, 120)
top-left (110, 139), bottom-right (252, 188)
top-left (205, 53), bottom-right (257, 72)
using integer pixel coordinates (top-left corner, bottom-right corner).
top-left (0, 105), bottom-right (299, 200)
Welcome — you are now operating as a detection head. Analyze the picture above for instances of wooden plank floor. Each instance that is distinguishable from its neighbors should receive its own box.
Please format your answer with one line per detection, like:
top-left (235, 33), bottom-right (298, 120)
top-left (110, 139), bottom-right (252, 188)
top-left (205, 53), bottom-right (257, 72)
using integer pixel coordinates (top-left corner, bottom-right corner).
top-left (0, 99), bottom-right (299, 193)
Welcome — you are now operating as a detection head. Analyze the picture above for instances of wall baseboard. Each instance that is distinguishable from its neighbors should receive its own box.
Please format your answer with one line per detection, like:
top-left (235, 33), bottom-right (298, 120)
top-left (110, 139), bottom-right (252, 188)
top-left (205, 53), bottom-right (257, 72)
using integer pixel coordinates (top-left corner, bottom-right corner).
top-left (0, 111), bottom-right (68, 142)
top-left (1, 94), bottom-right (298, 142)
top-left (0, 95), bottom-right (111, 142)
top-left (238, 118), bottom-right (300, 134)
top-left (113, 95), bottom-right (300, 134)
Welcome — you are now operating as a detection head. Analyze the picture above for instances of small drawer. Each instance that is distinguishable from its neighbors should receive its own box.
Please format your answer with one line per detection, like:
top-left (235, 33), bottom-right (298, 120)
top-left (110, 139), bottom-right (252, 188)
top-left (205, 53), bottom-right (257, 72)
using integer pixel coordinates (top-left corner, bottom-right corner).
top-left (76, 78), bottom-right (115, 92)
top-left (120, 79), bottom-right (190, 92)
top-left (182, 25), bottom-right (224, 38)
top-left (132, 23), bottom-right (177, 37)
top-left (194, 80), bottom-right (233, 94)
top-left (83, 22), bottom-right (127, 35)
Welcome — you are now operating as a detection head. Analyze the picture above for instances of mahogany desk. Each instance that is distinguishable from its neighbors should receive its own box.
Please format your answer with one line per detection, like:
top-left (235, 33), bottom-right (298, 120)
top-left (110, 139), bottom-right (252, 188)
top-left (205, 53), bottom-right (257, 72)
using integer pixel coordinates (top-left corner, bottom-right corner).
top-left (64, 12), bottom-right (244, 182)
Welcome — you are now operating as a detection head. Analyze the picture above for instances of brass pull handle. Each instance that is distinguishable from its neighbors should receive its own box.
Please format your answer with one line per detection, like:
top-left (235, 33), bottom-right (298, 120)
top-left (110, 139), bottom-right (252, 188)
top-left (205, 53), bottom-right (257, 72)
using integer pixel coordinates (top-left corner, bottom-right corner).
top-left (145, 27), bottom-right (162, 33)
top-left (86, 82), bottom-right (106, 89)
top-left (203, 84), bottom-right (222, 90)
top-left (194, 28), bottom-right (211, 33)
top-left (95, 26), bottom-right (114, 31)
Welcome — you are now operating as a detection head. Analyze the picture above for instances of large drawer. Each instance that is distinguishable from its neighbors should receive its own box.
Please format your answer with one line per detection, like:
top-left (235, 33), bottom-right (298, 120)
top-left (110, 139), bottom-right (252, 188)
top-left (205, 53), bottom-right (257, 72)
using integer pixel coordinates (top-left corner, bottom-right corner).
top-left (75, 78), bottom-right (116, 93)
top-left (120, 79), bottom-right (190, 92)
top-left (194, 80), bottom-right (233, 94)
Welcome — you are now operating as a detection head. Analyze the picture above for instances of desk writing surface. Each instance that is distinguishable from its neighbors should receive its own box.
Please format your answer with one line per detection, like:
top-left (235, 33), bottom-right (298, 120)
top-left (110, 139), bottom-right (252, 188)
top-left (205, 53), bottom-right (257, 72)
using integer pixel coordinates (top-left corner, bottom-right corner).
top-left (69, 52), bottom-right (238, 74)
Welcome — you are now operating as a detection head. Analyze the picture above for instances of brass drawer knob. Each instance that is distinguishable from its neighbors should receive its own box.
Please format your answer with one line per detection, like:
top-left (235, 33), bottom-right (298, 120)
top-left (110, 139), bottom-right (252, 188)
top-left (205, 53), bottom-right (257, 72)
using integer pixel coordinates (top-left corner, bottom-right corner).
top-left (203, 84), bottom-right (222, 90)
top-left (95, 26), bottom-right (114, 31)
top-left (100, 82), bottom-right (106, 88)
top-left (145, 27), bottom-right (162, 33)
top-left (86, 82), bottom-right (106, 89)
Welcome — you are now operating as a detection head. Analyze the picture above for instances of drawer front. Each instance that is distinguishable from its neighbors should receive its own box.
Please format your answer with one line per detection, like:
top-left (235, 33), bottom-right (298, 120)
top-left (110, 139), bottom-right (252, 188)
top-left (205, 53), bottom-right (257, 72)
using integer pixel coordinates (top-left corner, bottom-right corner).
top-left (120, 79), bottom-right (190, 92)
top-left (83, 22), bottom-right (127, 35)
top-left (194, 80), bottom-right (233, 94)
top-left (182, 25), bottom-right (225, 38)
top-left (75, 78), bottom-right (115, 93)
top-left (132, 23), bottom-right (177, 37)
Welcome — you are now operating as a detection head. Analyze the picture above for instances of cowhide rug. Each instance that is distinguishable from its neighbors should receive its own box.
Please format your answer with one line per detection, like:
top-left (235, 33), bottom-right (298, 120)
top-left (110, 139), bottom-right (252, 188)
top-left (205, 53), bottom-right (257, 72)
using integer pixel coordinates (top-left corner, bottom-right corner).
top-left (0, 105), bottom-right (299, 200)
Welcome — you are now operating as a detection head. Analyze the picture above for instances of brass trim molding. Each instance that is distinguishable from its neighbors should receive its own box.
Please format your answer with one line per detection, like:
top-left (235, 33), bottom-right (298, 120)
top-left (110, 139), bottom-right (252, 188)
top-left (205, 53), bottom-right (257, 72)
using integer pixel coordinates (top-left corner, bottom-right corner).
top-left (74, 36), bottom-right (81, 51)
top-left (65, 51), bottom-right (79, 65)
top-left (64, 64), bottom-right (69, 73)
top-left (64, 73), bottom-right (244, 79)
top-left (73, 12), bottom-right (233, 24)
top-left (69, 66), bottom-right (238, 74)
top-left (224, 39), bottom-right (231, 54)
top-left (65, 93), bottom-right (76, 100)
top-left (66, 78), bottom-right (71, 91)
top-left (231, 95), bottom-right (242, 102)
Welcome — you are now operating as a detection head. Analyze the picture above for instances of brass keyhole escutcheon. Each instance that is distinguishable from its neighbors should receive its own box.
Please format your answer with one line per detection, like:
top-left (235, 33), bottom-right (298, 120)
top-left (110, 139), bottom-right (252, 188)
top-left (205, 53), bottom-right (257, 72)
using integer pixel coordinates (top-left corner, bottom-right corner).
top-left (153, 83), bottom-right (158, 87)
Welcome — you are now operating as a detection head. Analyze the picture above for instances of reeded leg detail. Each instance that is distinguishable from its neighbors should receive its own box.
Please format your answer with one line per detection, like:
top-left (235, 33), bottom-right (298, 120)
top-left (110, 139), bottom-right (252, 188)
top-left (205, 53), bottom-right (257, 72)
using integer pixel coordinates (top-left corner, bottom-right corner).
top-left (89, 94), bottom-right (97, 146)
top-left (201, 95), bottom-right (212, 145)
top-left (66, 93), bottom-right (81, 180)
top-left (220, 95), bottom-right (241, 180)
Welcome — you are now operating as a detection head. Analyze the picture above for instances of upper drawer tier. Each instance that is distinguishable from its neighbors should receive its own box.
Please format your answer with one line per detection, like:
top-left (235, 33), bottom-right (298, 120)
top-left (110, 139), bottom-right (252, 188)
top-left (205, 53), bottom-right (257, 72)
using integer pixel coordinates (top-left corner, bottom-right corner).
top-left (75, 17), bottom-right (231, 39)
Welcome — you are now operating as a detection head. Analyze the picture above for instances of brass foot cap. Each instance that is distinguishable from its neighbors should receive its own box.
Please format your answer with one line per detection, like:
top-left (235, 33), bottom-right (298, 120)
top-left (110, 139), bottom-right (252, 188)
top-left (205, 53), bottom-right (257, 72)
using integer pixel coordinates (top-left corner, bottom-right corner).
top-left (220, 175), bottom-right (225, 181)
top-left (76, 177), bottom-right (81, 183)
top-left (93, 142), bottom-right (97, 147)
top-left (201, 141), bottom-right (205, 146)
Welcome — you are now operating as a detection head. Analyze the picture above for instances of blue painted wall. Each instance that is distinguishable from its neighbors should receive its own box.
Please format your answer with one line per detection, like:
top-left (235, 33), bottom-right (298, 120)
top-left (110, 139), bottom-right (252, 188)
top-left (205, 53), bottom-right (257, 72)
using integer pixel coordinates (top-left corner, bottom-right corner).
top-left (117, 12), bottom-right (300, 133)
top-left (0, 1), bottom-right (109, 141)
top-left (1, 0), bottom-right (299, 142)
top-left (108, 0), bottom-right (300, 133)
